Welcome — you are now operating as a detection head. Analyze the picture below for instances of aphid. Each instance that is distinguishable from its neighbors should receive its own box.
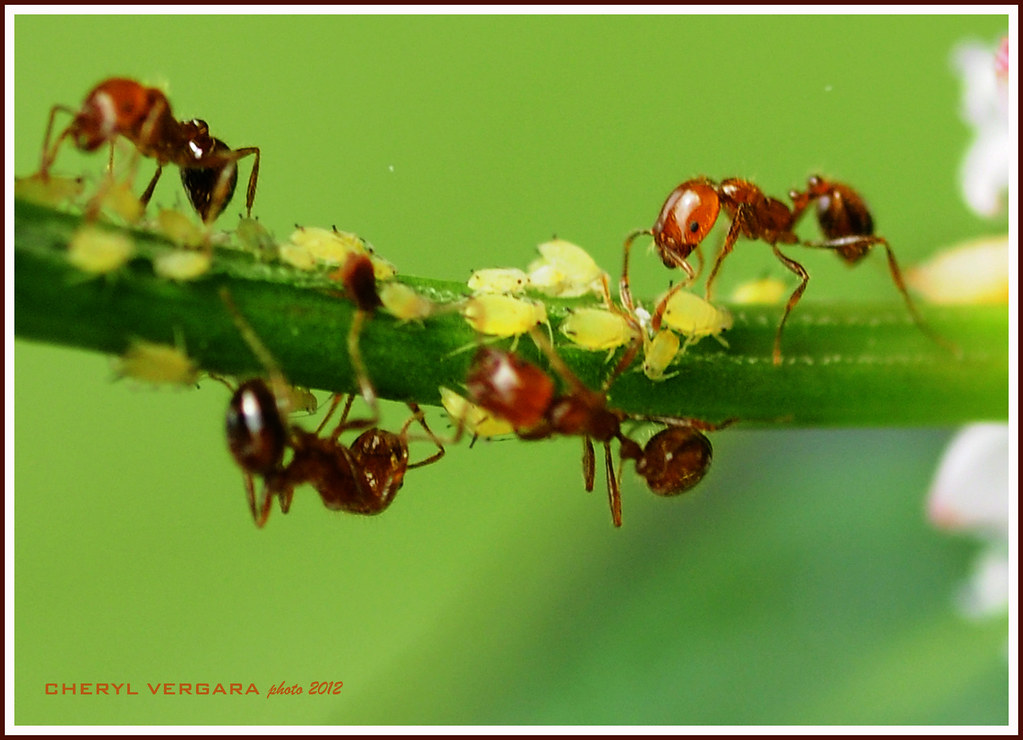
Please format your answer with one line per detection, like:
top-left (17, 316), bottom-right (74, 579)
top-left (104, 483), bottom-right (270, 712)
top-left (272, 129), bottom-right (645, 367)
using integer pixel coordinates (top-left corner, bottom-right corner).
top-left (730, 276), bottom-right (788, 305)
top-left (155, 208), bottom-right (204, 248)
top-left (439, 386), bottom-right (515, 441)
top-left (152, 249), bottom-right (212, 281)
top-left (115, 336), bottom-right (199, 386)
top-left (379, 281), bottom-right (437, 322)
top-left (622, 175), bottom-right (946, 364)
top-left (67, 224), bottom-right (135, 274)
top-left (220, 262), bottom-right (444, 527)
top-left (467, 267), bottom-right (529, 295)
top-left (281, 225), bottom-right (398, 280)
top-left (641, 328), bottom-right (681, 382)
top-left (96, 179), bottom-right (145, 223)
top-left (657, 289), bottom-right (733, 351)
top-left (527, 238), bottom-right (609, 298)
top-left (466, 327), bottom-right (727, 527)
top-left (14, 172), bottom-right (85, 207)
top-left (461, 293), bottom-right (550, 349)
top-left (234, 216), bottom-right (278, 261)
top-left (37, 77), bottom-right (260, 223)
top-left (558, 307), bottom-right (639, 360)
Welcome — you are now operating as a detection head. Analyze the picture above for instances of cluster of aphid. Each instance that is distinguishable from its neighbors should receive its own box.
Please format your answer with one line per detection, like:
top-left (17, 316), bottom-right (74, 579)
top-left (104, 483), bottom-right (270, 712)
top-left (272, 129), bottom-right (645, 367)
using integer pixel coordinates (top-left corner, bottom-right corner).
top-left (22, 77), bottom-right (949, 529)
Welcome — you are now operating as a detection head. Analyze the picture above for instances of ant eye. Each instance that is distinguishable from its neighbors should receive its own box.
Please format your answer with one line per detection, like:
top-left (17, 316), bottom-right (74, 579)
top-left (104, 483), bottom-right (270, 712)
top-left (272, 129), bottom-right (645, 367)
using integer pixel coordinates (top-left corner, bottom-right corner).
top-left (688, 221), bottom-right (700, 233)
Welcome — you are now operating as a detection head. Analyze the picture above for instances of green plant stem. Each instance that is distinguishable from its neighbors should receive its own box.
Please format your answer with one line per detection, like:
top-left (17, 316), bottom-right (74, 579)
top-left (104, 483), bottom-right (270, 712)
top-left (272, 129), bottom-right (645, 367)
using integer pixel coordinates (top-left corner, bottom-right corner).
top-left (14, 198), bottom-right (1008, 427)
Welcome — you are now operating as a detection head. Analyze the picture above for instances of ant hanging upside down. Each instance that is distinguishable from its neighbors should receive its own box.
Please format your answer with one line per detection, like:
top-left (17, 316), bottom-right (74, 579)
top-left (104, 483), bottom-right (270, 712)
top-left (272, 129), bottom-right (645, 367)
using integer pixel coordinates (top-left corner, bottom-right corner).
top-left (37, 77), bottom-right (260, 223)
top-left (220, 254), bottom-right (444, 528)
top-left (620, 175), bottom-right (953, 365)
top-left (465, 326), bottom-right (732, 527)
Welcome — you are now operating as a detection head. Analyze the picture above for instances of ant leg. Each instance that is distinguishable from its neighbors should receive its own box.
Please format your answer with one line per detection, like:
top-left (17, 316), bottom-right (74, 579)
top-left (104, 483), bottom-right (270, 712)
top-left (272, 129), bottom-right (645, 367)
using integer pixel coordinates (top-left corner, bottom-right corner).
top-left (619, 229), bottom-right (650, 315)
top-left (703, 215), bottom-right (743, 302)
top-left (233, 147), bottom-right (261, 217)
top-left (139, 164), bottom-right (164, 207)
top-left (582, 436), bottom-right (596, 491)
top-left (319, 393), bottom-right (356, 438)
top-left (403, 402), bottom-right (446, 469)
top-left (341, 309), bottom-right (383, 431)
top-left (244, 472), bottom-right (276, 528)
top-left (769, 244), bottom-right (809, 365)
top-left (604, 440), bottom-right (622, 527)
top-left (802, 235), bottom-right (958, 356)
top-left (38, 105), bottom-right (75, 175)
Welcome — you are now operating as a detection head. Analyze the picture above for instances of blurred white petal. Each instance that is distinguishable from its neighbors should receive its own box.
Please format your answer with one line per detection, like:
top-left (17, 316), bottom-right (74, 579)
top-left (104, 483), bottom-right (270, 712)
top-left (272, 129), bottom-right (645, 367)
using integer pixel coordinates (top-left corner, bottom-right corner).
top-left (927, 423), bottom-right (1009, 540)
top-left (927, 424), bottom-right (1010, 619)
top-left (952, 38), bottom-right (1009, 217)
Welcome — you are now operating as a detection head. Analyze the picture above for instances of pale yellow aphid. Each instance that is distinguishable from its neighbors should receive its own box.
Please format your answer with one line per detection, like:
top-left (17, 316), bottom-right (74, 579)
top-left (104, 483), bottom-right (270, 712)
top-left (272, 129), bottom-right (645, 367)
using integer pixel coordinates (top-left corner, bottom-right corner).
top-left (115, 337), bottom-right (199, 386)
top-left (288, 226), bottom-right (366, 265)
top-left (730, 276), bottom-right (788, 305)
top-left (527, 238), bottom-right (609, 298)
top-left (461, 294), bottom-right (549, 347)
top-left (153, 249), bottom-right (212, 281)
top-left (467, 267), bottom-right (529, 295)
top-left (642, 329), bottom-right (682, 382)
top-left (439, 387), bottom-right (514, 439)
top-left (277, 241), bottom-right (318, 270)
top-left (14, 173), bottom-right (85, 207)
top-left (282, 225), bottom-right (398, 279)
top-left (559, 307), bottom-right (639, 360)
top-left (155, 208), bottom-right (205, 249)
top-left (906, 235), bottom-right (1008, 305)
top-left (659, 290), bottom-right (733, 349)
top-left (285, 386), bottom-right (320, 415)
top-left (379, 281), bottom-right (437, 322)
top-left (67, 225), bottom-right (135, 274)
top-left (98, 180), bottom-right (145, 223)
top-left (235, 217), bottom-right (278, 261)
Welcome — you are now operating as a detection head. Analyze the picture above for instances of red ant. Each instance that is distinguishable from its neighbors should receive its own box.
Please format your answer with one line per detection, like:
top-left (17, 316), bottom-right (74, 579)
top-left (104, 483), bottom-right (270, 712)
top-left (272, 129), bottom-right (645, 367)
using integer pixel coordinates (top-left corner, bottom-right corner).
top-left (37, 77), bottom-right (260, 223)
top-left (620, 175), bottom-right (948, 365)
top-left (220, 254), bottom-right (443, 528)
top-left (465, 326), bottom-right (729, 527)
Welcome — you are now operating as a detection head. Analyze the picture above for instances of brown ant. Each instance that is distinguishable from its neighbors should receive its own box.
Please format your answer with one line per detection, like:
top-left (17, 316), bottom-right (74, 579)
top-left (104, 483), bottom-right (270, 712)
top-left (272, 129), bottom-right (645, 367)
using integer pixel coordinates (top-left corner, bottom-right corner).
top-left (620, 175), bottom-right (948, 365)
top-left (37, 77), bottom-right (260, 223)
top-left (465, 326), bottom-right (729, 527)
top-left (220, 254), bottom-right (443, 528)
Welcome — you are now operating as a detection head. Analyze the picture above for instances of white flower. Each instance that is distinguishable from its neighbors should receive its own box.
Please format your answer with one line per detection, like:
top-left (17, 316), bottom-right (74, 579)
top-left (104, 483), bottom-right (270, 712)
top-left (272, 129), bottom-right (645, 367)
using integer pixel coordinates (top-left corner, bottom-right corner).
top-left (953, 37), bottom-right (1009, 217)
top-left (927, 424), bottom-right (1010, 619)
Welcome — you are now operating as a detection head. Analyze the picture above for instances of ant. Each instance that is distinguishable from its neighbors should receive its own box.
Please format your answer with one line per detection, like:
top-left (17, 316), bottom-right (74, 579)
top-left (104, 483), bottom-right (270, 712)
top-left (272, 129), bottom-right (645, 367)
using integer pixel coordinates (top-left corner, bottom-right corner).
top-left (37, 77), bottom-right (260, 223)
top-left (465, 326), bottom-right (729, 527)
top-left (620, 175), bottom-right (948, 365)
top-left (220, 254), bottom-right (443, 528)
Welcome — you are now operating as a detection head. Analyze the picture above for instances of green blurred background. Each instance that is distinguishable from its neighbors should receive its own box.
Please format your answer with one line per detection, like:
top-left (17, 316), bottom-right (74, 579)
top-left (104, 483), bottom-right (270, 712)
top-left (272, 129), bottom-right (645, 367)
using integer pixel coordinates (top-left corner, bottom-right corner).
top-left (13, 13), bottom-right (1009, 725)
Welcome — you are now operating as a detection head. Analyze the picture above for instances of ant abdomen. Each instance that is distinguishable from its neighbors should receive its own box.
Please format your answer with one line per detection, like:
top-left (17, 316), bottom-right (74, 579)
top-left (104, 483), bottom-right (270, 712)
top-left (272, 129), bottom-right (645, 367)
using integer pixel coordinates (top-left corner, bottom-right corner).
top-left (634, 427), bottom-right (713, 497)
top-left (180, 135), bottom-right (239, 222)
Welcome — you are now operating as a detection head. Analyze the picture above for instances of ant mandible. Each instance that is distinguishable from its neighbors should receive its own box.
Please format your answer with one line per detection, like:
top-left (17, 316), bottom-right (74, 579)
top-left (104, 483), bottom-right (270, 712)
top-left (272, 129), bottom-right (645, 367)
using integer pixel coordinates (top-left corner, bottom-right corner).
top-left (465, 326), bottom-right (728, 527)
top-left (37, 77), bottom-right (260, 223)
top-left (220, 254), bottom-right (443, 528)
top-left (621, 175), bottom-right (947, 365)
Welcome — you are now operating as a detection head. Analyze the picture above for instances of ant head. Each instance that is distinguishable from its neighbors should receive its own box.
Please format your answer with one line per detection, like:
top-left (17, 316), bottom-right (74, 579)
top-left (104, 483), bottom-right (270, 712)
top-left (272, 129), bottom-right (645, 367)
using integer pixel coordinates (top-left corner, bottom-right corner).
top-left (652, 179), bottom-right (721, 263)
top-left (226, 378), bottom-right (288, 476)
top-left (466, 347), bottom-right (555, 431)
top-left (634, 426), bottom-right (712, 496)
top-left (72, 78), bottom-right (161, 151)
